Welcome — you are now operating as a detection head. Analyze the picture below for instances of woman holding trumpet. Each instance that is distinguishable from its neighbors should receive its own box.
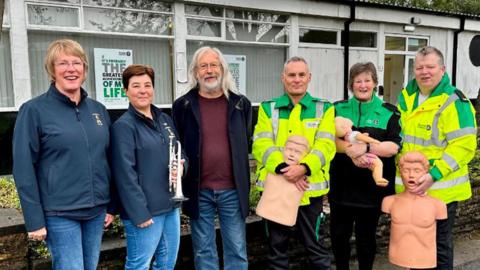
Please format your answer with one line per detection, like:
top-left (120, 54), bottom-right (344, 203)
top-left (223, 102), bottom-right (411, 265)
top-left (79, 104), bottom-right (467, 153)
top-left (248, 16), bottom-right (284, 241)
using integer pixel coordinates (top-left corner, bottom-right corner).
top-left (111, 64), bottom-right (186, 270)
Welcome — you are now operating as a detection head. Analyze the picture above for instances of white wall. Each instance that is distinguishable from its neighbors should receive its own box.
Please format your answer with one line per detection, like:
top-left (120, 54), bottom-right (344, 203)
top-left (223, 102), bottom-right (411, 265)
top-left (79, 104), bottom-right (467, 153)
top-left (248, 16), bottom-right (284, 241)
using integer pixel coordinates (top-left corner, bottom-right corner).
top-left (457, 31), bottom-right (480, 98)
top-left (298, 47), bottom-right (344, 102)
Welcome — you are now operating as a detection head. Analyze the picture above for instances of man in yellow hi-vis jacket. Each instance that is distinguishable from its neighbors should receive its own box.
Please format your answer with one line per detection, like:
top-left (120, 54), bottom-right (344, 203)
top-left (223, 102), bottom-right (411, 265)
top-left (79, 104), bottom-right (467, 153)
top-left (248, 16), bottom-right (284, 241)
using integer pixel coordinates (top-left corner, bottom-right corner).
top-left (396, 46), bottom-right (477, 269)
top-left (253, 56), bottom-right (335, 269)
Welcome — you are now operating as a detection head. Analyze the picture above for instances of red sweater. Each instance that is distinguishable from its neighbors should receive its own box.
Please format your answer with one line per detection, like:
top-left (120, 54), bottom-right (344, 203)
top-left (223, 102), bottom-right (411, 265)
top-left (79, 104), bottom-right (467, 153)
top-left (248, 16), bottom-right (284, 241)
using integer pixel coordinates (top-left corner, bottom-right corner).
top-left (198, 94), bottom-right (235, 190)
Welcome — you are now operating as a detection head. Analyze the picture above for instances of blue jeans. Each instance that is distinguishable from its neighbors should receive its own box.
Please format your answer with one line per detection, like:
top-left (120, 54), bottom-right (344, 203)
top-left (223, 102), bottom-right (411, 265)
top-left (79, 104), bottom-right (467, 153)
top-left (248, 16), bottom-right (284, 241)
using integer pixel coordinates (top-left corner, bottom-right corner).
top-left (191, 189), bottom-right (248, 270)
top-left (45, 212), bottom-right (106, 270)
top-left (123, 208), bottom-right (180, 270)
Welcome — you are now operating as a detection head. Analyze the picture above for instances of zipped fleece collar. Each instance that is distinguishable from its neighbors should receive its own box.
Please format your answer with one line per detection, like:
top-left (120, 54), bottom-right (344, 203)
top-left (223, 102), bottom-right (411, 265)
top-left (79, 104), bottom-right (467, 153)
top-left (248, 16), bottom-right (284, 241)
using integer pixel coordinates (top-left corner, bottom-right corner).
top-left (349, 95), bottom-right (383, 116)
top-left (405, 73), bottom-right (455, 97)
top-left (47, 83), bottom-right (88, 106)
top-left (402, 73), bottom-right (455, 111)
top-left (127, 103), bottom-right (161, 130)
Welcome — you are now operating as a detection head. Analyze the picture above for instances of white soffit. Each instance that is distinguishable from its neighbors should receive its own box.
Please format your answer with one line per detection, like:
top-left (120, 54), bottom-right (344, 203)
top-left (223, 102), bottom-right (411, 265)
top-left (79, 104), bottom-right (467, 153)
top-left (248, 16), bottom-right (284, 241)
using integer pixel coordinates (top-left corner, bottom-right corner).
top-left (355, 6), bottom-right (460, 30)
top-left (465, 19), bottom-right (480, 32)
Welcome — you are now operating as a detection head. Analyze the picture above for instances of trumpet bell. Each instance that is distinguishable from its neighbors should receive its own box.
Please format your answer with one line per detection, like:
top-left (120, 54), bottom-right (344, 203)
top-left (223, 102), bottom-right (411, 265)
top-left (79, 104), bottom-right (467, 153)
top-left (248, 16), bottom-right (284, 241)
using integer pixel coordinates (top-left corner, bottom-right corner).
top-left (172, 194), bottom-right (189, 202)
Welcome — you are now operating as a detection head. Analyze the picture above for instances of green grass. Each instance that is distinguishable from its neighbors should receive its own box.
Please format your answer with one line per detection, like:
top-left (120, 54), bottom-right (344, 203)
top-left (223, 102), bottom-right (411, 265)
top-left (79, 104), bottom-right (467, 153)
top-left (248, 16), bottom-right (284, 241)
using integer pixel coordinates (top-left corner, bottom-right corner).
top-left (0, 177), bottom-right (20, 209)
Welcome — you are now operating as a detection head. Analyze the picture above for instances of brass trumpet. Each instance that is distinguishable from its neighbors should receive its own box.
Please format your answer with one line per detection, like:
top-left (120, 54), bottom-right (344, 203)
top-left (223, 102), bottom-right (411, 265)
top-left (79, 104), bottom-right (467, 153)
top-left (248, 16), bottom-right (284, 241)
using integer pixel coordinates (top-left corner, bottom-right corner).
top-left (167, 128), bottom-right (188, 202)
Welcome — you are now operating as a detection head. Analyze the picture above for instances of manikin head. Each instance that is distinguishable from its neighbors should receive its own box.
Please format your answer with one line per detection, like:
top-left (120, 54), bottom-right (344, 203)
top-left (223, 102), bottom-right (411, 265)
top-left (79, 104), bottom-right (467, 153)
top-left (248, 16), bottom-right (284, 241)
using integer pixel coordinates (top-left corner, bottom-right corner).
top-left (398, 151), bottom-right (430, 192)
top-left (283, 135), bottom-right (310, 166)
top-left (335, 116), bottom-right (354, 138)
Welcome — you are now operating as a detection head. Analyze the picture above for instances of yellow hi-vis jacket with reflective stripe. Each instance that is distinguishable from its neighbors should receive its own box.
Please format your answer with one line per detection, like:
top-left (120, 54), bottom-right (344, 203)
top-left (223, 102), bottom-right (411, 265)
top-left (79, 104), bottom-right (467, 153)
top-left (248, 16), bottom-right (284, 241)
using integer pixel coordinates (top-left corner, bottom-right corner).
top-left (252, 92), bottom-right (336, 206)
top-left (396, 74), bottom-right (477, 204)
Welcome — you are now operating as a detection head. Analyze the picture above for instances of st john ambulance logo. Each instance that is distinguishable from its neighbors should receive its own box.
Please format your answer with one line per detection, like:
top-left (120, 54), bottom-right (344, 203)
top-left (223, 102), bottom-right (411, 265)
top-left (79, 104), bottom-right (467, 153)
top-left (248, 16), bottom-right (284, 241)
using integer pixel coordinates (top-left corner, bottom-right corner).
top-left (417, 123), bottom-right (431, 131)
top-left (366, 119), bottom-right (379, 126)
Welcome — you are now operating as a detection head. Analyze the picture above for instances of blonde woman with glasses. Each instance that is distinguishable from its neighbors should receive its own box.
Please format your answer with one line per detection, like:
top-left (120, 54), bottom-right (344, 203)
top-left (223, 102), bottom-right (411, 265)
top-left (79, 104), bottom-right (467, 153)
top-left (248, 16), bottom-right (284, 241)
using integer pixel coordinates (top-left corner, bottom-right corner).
top-left (13, 39), bottom-right (114, 270)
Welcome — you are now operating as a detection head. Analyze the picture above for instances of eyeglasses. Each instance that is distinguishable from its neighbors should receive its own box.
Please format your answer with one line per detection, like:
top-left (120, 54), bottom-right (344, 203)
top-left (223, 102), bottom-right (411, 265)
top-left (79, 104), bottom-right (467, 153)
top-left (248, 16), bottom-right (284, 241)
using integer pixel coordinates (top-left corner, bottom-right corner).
top-left (55, 61), bottom-right (84, 71)
top-left (198, 62), bottom-right (221, 71)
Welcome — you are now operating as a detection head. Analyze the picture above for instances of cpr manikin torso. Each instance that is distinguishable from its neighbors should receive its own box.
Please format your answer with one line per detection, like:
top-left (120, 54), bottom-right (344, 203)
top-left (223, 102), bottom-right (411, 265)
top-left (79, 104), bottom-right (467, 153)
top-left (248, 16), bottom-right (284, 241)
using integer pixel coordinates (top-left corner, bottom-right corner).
top-left (255, 135), bottom-right (309, 226)
top-left (381, 151), bottom-right (447, 269)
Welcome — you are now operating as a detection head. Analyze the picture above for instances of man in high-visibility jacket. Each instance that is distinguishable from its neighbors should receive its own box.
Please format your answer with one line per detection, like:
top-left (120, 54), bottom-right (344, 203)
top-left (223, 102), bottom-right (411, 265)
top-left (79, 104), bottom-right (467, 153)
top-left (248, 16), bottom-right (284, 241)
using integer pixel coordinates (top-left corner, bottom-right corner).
top-left (253, 56), bottom-right (335, 269)
top-left (396, 46), bottom-right (477, 269)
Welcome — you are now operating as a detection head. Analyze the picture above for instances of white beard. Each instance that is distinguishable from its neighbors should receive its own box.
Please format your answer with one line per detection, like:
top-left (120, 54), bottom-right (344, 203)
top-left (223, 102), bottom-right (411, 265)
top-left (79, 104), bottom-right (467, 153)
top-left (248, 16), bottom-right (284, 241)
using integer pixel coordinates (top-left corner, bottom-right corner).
top-left (199, 75), bottom-right (222, 92)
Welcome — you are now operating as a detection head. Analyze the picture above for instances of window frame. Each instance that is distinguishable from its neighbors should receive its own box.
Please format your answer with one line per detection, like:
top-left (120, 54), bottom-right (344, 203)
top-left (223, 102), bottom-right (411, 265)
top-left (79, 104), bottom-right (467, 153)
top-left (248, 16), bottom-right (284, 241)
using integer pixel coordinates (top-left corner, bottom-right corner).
top-left (26, 3), bottom-right (81, 30)
top-left (185, 3), bottom-right (290, 46)
top-left (384, 33), bottom-right (429, 55)
top-left (298, 26), bottom-right (340, 48)
top-left (341, 30), bottom-right (378, 49)
top-left (25, 0), bottom-right (175, 38)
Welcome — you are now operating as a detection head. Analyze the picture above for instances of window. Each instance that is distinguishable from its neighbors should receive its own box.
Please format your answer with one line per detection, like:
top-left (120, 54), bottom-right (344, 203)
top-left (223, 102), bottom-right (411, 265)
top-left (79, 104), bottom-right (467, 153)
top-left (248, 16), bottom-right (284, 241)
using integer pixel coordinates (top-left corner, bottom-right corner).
top-left (0, 1), bottom-right (13, 107)
top-left (299, 28), bottom-right (337, 45)
top-left (28, 33), bottom-right (173, 105)
top-left (25, 1), bottom-right (174, 106)
top-left (385, 36), bottom-right (428, 52)
top-left (27, 4), bottom-right (80, 27)
top-left (83, 0), bottom-right (171, 11)
top-left (26, 0), bottom-right (173, 36)
top-left (185, 5), bottom-right (288, 102)
top-left (30, 0), bottom-right (79, 3)
top-left (0, 32), bottom-right (13, 107)
top-left (187, 41), bottom-right (285, 103)
top-left (385, 36), bottom-right (405, 51)
top-left (185, 4), bottom-right (222, 17)
top-left (187, 19), bottom-right (221, 37)
top-left (185, 4), bottom-right (289, 44)
top-left (408, 38), bottom-right (428, 52)
top-left (341, 31), bottom-right (377, 48)
top-left (84, 8), bottom-right (172, 35)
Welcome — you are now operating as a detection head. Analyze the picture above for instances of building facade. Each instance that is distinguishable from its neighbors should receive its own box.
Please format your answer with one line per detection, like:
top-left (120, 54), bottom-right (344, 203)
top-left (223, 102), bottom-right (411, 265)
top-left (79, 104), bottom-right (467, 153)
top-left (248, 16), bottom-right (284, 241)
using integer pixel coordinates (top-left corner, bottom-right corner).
top-left (0, 0), bottom-right (479, 174)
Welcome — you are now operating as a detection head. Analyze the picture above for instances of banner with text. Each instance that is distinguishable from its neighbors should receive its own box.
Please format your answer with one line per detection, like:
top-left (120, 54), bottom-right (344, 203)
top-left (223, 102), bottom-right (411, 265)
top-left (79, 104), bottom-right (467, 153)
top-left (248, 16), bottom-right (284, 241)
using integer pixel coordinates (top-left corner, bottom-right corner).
top-left (94, 48), bottom-right (133, 107)
top-left (225, 55), bottom-right (246, 95)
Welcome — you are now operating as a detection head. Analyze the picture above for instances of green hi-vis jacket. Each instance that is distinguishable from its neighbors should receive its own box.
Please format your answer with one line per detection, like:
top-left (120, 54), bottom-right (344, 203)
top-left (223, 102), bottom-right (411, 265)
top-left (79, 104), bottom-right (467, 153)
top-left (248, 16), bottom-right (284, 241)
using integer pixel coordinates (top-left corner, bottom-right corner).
top-left (252, 92), bottom-right (336, 206)
top-left (396, 74), bottom-right (477, 204)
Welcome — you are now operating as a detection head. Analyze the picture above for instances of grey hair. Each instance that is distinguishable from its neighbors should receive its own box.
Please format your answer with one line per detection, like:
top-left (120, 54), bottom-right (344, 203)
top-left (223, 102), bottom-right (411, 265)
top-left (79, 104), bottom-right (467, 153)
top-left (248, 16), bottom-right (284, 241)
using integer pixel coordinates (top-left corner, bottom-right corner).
top-left (187, 46), bottom-right (237, 98)
top-left (416, 46), bottom-right (445, 66)
top-left (348, 62), bottom-right (378, 91)
top-left (283, 56), bottom-right (309, 72)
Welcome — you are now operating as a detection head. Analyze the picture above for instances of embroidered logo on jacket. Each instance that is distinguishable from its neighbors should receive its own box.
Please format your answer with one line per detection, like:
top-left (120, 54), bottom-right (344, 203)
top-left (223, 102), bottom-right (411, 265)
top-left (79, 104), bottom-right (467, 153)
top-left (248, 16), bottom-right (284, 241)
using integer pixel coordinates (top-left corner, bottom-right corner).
top-left (366, 119), bottom-right (380, 126)
top-left (417, 123), bottom-right (431, 131)
top-left (92, 113), bottom-right (103, 126)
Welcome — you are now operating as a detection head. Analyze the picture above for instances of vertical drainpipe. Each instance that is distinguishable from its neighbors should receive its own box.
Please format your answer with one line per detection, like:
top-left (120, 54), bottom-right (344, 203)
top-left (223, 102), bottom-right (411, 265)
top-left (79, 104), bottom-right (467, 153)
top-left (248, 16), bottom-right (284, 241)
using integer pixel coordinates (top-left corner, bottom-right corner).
top-left (452, 16), bottom-right (465, 86)
top-left (344, 1), bottom-right (356, 99)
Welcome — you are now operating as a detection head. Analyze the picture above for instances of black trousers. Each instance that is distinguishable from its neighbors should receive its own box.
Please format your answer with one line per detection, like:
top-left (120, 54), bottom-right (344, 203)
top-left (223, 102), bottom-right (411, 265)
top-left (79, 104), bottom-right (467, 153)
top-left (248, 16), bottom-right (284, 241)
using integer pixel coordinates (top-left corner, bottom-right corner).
top-left (435, 201), bottom-right (457, 270)
top-left (265, 196), bottom-right (331, 270)
top-left (329, 202), bottom-right (381, 270)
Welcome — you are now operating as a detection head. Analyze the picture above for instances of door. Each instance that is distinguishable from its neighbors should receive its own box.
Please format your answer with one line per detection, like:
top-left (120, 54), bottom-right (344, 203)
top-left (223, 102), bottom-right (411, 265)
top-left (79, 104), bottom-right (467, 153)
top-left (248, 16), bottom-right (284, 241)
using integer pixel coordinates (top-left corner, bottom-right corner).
top-left (383, 54), bottom-right (405, 105)
top-left (382, 35), bottom-right (428, 105)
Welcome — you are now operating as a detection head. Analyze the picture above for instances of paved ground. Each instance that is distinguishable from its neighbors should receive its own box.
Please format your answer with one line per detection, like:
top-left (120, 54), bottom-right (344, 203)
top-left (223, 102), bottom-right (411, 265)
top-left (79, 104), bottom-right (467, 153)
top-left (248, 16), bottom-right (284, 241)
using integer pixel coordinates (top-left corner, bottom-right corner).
top-left (352, 230), bottom-right (480, 270)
